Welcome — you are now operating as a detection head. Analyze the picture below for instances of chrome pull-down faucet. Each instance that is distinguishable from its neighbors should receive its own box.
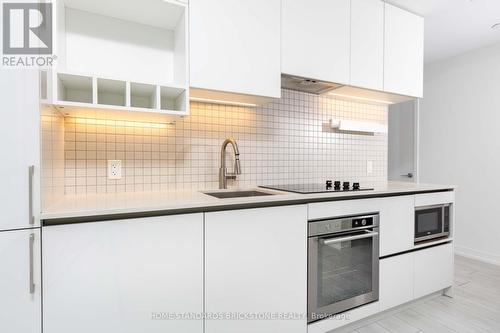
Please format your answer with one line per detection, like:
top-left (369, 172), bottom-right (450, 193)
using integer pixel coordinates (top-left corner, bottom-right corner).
top-left (219, 138), bottom-right (241, 189)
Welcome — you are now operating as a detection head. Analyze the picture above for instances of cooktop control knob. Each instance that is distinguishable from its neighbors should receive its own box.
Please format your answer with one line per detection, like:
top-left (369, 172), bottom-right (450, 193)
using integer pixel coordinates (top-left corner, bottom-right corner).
top-left (326, 180), bottom-right (333, 188)
top-left (361, 219), bottom-right (367, 226)
top-left (353, 182), bottom-right (360, 190)
top-left (343, 182), bottom-right (350, 190)
top-left (334, 181), bottom-right (341, 189)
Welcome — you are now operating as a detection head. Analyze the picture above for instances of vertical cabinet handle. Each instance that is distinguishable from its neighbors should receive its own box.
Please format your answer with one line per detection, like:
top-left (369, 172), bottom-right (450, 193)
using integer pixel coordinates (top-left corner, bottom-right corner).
top-left (28, 165), bottom-right (34, 225)
top-left (29, 233), bottom-right (35, 294)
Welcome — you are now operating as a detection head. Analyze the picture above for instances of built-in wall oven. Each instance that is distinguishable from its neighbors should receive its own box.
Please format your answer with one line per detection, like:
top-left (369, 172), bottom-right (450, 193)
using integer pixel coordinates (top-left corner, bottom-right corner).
top-left (308, 213), bottom-right (379, 323)
top-left (414, 204), bottom-right (450, 244)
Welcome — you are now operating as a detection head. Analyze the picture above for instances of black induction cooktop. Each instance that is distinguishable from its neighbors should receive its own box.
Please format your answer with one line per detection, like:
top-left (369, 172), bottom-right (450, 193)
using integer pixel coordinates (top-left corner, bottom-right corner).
top-left (259, 182), bottom-right (373, 194)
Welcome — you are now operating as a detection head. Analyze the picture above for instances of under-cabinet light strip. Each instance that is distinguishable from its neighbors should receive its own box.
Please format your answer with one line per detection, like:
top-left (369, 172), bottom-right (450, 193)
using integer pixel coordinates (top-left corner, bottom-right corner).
top-left (73, 118), bottom-right (172, 129)
top-left (328, 93), bottom-right (394, 105)
top-left (190, 97), bottom-right (258, 107)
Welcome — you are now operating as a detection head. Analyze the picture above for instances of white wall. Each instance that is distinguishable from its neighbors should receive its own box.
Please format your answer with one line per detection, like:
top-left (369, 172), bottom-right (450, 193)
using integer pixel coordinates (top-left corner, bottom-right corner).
top-left (419, 42), bottom-right (500, 265)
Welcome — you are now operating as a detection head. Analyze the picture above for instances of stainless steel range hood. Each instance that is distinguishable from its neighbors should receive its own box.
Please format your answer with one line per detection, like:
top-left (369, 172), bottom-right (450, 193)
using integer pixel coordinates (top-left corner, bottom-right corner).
top-left (281, 74), bottom-right (343, 95)
top-left (281, 74), bottom-right (416, 104)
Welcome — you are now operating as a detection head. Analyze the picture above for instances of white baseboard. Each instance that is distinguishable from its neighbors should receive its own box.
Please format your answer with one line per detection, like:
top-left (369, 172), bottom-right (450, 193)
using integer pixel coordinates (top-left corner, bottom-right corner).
top-left (455, 245), bottom-right (500, 266)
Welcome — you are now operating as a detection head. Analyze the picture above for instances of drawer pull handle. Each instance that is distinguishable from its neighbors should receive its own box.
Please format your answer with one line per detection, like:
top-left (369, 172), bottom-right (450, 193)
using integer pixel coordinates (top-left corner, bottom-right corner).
top-left (29, 233), bottom-right (35, 294)
top-left (28, 166), bottom-right (35, 225)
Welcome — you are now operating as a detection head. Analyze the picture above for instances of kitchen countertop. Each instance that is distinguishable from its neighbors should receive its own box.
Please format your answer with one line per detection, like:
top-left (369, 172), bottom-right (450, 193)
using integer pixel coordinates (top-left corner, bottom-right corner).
top-left (40, 181), bottom-right (456, 225)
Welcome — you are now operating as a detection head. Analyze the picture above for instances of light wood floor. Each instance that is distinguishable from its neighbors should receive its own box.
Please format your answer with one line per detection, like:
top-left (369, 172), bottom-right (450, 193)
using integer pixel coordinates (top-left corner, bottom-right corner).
top-left (332, 256), bottom-right (500, 333)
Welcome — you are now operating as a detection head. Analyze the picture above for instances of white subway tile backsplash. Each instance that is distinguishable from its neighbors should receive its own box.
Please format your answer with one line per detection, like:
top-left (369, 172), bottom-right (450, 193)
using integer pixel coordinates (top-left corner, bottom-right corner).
top-left (42, 89), bottom-right (387, 197)
top-left (41, 107), bottom-right (65, 207)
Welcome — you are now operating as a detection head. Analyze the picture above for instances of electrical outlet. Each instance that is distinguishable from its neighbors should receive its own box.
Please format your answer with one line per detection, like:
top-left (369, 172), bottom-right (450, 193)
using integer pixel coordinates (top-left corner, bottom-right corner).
top-left (367, 161), bottom-right (373, 175)
top-left (108, 160), bottom-right (122, 180)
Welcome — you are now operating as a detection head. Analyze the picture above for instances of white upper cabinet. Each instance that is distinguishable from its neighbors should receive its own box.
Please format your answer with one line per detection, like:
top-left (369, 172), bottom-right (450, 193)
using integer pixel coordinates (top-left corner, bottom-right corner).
top-left (350, 0), bottom-right (384, 91)
top-left (190, 0), bottom-right (281, 100)
top-left (282, 0), bottom-right (350, 84)
top-left (52, 0), bottom-right (189, 116)
top-left (384, 3), bottom-right (424, 97)
top-left (56, 0), bottom-right (188, 86)
top-left (281, 0), bottom-right (423, 100)
top-left (0, 70), bottom-right (40, 231)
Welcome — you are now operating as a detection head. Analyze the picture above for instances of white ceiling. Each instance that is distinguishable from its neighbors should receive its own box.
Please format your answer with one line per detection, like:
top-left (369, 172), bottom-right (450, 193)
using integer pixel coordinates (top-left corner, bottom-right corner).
top-left (387, 0), bottom-right (500, 63)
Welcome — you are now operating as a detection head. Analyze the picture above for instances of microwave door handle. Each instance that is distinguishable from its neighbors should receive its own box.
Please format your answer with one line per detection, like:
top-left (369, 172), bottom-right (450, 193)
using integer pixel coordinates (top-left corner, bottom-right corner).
top-left (322, 231), bottom-right (379, 245)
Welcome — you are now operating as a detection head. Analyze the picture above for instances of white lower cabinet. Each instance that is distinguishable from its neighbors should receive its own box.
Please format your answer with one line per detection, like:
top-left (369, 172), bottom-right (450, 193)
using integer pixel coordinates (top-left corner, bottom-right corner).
top-left (379, 253), bottom-right (414, 311)
top-left (43, 214), bottom-right (204, 333)
top-left (205, 205), bottom-right (308, 333)
top-left (377, 196), bottom-right (414, 257)
top-left (380, 243), bottom-right (453, 312)
top-left (0, 229), bottom-right (41, 333)
top-left (414, 243), bottom-right (454, 299)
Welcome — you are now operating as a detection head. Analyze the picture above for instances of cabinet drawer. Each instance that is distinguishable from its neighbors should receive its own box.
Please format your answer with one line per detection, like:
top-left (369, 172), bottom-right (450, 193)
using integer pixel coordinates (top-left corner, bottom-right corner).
top-left (414, 243), bottom-right (454, 298)
top-left (379, 253), bottom-right (414, 311)
top-left (308, 199), bottom-right (379, 220)
top-left (415, 191), bottom-right (454, 207)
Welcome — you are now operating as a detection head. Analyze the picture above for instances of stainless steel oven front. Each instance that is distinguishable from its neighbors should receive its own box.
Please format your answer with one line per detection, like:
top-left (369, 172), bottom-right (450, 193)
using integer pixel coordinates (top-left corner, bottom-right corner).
top-left (308, 213), bottom-right (379, 323)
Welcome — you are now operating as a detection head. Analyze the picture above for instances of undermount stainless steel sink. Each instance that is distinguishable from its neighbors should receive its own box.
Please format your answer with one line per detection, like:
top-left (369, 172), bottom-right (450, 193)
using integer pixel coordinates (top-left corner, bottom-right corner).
top-left (203, 190), bottom-right (275, 199)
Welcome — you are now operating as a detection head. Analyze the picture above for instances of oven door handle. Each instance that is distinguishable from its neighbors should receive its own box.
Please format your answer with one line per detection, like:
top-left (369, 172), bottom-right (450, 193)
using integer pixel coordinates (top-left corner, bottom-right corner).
top-left (322, 230), bottom-right (379, 245)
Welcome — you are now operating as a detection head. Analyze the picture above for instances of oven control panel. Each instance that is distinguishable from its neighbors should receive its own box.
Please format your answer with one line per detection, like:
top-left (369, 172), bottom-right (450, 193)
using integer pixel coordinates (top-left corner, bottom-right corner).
top-left (308, 214), bottom-right (379, 237)
top-left (352, 217), bottom-right (373, 228)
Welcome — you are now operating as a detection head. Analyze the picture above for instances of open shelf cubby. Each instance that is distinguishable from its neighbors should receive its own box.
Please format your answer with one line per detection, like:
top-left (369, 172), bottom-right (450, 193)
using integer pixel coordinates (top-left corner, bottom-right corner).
top-left (161, 86), bottom-right (186, 112)
top-left (97, 78), bottom-right (126, 107)
top-left (53, 73), bottom-right (189, 116)
top-left (57, 73), bottom-right (93, 103)
top-left (130, 83), bottom-right (157, 109)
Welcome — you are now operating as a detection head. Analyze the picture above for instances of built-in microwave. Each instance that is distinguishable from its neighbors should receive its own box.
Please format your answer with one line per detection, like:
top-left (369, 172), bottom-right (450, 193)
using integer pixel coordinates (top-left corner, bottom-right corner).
top-left (414, 204), bottom-right (451, 243)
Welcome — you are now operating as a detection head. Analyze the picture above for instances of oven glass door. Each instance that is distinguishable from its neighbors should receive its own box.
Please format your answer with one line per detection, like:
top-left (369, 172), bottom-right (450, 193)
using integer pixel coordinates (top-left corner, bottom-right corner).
top-left (308, 229), bottom-right (379, 323)
top-left (415, 206), bottom-right (443, 241)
